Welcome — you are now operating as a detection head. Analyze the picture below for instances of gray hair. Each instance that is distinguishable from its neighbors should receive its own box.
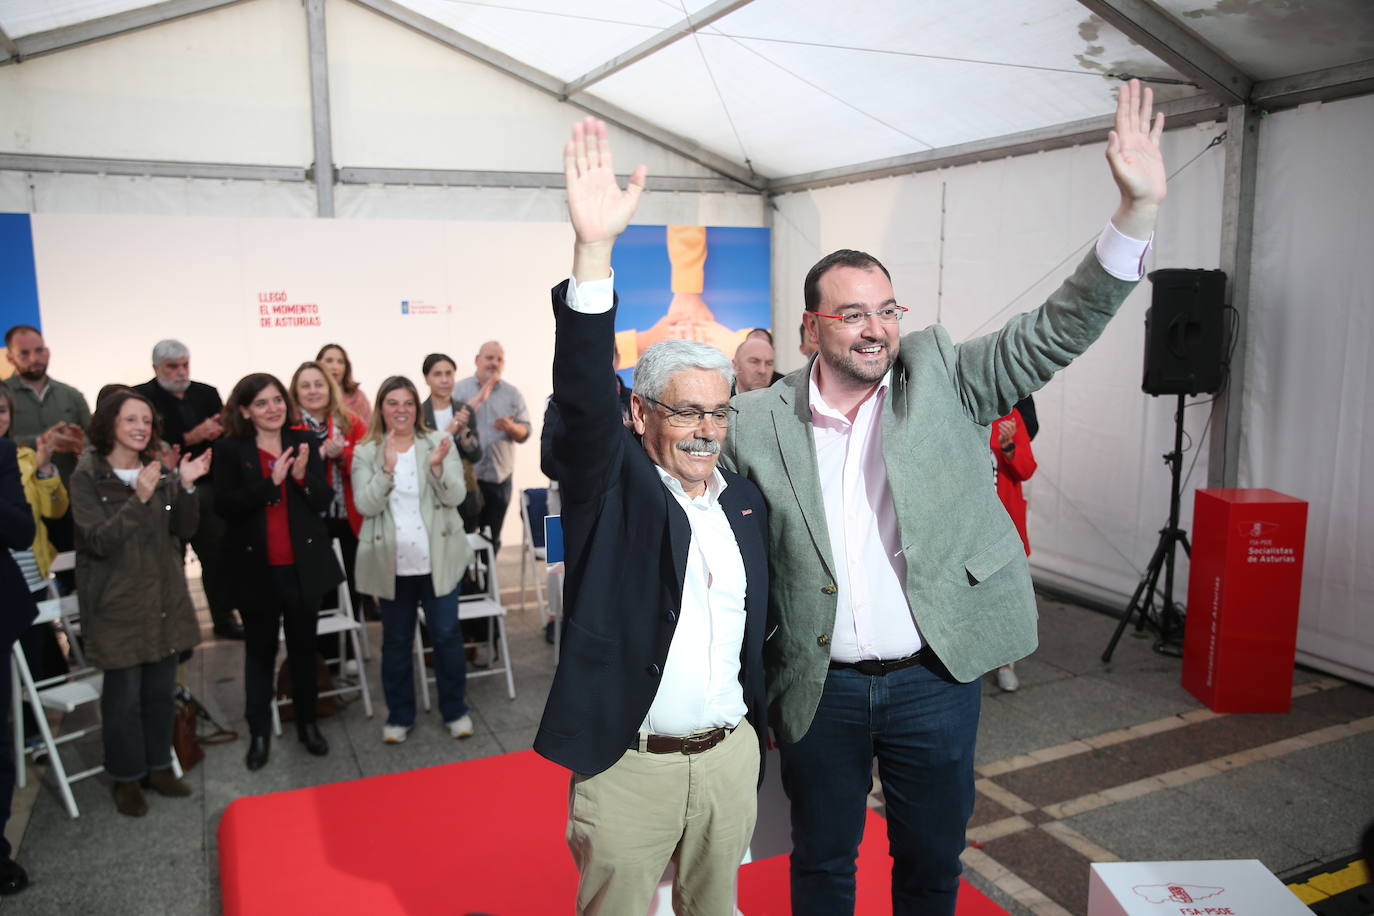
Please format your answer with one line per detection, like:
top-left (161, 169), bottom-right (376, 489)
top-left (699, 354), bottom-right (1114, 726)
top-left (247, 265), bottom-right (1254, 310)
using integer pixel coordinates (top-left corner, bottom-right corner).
top-left (152, 339), bottom-right (189, 364)
top-left (633, 339), bottom-right (734, 402)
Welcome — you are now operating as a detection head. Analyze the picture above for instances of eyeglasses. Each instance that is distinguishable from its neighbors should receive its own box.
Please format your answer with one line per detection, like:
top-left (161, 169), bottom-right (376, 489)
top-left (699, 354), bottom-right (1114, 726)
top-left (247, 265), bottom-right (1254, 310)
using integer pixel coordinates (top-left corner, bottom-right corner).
top-left (812, 305), bottom-right (908, 326)
top-left (643, 396), bottom-right (737, 428)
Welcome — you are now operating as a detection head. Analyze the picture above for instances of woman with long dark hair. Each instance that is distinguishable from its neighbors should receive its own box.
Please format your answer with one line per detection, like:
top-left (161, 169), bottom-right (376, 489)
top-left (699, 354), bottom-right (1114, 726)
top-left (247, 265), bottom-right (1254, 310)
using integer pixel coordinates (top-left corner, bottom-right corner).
top-left (352, 376), bottom-right (472, 743)
top-left (316, 344), bottom-right (371, 426)
top-left (70, 389), bottom-right (209, 815)
top-left (214, 373), bottom-right (342, 770)
top-left (420, 353), bottom-right (483, 530)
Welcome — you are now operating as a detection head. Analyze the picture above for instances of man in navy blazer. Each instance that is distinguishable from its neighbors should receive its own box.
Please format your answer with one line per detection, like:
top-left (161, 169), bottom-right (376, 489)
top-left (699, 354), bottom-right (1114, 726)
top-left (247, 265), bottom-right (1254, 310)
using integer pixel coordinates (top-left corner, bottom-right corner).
top-left (0, 437), bottom-right (37, 895)
top-left (534, 119), bottom-right (770, 915)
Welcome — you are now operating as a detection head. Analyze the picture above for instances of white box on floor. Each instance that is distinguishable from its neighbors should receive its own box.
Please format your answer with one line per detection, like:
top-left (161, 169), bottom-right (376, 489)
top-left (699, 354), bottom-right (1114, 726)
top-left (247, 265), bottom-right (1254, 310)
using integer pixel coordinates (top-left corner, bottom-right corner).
top-left (1089, 860), bottom-right (1309, 915)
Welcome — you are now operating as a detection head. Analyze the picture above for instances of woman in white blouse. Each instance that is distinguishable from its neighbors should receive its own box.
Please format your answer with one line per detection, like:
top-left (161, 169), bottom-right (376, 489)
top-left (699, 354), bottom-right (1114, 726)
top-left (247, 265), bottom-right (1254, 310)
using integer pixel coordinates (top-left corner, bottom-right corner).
top-left (351, 376), bottom-right (473, 743)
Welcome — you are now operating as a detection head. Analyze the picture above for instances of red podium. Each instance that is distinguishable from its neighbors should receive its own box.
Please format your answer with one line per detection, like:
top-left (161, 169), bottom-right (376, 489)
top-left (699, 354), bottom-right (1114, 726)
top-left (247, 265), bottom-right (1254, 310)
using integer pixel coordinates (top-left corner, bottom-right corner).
top-left (1182, 488), bottom-right (1308, 712)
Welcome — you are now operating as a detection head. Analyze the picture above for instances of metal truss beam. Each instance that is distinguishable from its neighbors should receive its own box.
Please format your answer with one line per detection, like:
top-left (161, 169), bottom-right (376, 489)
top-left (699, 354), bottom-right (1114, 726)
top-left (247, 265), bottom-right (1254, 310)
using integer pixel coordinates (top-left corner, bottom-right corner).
top-left (0, 152), bottom-right (304, 181)
top-left (1252, 59), bottom-right (1374, 109)
top-left (347, 0), bottom-right (762, 191)
top-left (338, 167), bottom-right (756, 194)
top-left (1206, 103), bottom-right (1258, 488)
top-left (1076, 0), bottom-right (1252, 104)
top-left (304, 0), bottom-right (335, 217)
top-left (0, 0), bottom-right (246, 66)
top-left (562, 0), bottom-right (754, 99)
top-left (0, 24), bottom-right (19, 61)
top-left (767, 95), bottom-right (1224, 194)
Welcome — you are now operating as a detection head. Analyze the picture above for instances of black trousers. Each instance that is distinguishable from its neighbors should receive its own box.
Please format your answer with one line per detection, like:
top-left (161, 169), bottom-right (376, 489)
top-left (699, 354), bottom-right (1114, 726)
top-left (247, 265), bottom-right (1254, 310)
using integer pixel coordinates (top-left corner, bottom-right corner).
top-left (189, 481), bottom-right (238, 632)
top-left (477, 477), bottom-right (513, 556)
top-left (243, 566), bottom-right (321, 737)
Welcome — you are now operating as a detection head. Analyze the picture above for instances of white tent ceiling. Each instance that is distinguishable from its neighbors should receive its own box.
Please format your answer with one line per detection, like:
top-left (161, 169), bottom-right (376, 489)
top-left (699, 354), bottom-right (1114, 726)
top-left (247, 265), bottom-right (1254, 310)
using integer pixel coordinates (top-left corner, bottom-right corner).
top-left (1, 0), bottom-right (1370, 193)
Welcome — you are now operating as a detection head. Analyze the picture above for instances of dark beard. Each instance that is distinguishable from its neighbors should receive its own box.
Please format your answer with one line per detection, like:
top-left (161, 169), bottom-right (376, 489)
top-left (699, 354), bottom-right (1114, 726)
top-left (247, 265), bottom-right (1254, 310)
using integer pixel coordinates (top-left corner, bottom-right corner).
top-left (17, 366), bottom-right (46, 383)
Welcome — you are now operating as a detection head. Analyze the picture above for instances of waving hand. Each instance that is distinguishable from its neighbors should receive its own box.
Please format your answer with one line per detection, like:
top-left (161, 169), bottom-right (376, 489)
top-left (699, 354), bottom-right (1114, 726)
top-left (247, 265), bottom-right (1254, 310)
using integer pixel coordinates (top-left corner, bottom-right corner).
top-left (566, 117), bottom-right (647, 282)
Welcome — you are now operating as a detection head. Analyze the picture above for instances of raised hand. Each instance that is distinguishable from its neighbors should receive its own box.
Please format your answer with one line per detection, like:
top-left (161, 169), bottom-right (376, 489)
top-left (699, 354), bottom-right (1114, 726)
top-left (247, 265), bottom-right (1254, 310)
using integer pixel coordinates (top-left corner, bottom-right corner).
top-left (290, 442), bottom-right (309, 482)
top-left (271, 452), bottom-right (295, 486)
top-left (134, 462), bottom-right (161, 504)
top-left (34, 429), bottom-right (55, 473)
top-left (382, 430), bottom-right (399, 475)
top-left (997, 419), bottom-right (1016, 450)
top-left (321, 428), bottom-right (345, 459)
top-left (428, 436), bottom-right (452, 476)
top-left (1106, 78), bottom-right (1166, 237)
top-left (159, 441), bottom-right (182, 470)
top-left (566, 117), bottom-right (647, 280)
top-left (179, 448), bottom-right (212, 488)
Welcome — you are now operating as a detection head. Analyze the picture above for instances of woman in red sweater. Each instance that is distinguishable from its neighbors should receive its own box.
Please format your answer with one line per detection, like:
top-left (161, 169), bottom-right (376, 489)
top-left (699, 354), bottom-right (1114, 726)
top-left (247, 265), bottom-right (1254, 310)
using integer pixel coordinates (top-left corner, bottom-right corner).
top-left (992, 408), bottom-right (1036, 692)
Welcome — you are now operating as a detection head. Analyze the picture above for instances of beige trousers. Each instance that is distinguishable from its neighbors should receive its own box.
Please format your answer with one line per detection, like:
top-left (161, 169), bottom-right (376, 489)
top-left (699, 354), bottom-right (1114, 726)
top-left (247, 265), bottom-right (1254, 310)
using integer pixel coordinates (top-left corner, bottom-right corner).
top-left (566, 720), bottom-right (759, 915)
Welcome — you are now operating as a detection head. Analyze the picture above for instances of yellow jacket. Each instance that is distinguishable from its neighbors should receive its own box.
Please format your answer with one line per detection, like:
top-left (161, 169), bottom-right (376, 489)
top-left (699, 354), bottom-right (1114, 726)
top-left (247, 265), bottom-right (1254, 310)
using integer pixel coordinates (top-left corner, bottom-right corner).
top-left (17, 445), bottom-right (69, 578)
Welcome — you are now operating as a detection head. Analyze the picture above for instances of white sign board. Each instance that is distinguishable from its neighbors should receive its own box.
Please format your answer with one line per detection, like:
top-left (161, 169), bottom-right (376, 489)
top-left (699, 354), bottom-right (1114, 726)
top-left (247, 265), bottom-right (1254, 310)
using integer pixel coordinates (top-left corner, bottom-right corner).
top-left (1089, 860), bottom-right (1309, 916)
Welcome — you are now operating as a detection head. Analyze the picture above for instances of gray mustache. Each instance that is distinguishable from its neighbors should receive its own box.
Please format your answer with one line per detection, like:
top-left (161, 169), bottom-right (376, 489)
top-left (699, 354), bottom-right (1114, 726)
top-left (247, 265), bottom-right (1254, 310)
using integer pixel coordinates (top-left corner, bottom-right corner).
top-left (676, 438), bottom-right (720, 455)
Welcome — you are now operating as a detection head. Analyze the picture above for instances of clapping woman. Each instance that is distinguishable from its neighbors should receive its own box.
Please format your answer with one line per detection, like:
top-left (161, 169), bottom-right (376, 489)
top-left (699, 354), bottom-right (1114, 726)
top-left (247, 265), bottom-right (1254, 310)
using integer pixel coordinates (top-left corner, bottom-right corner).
top-left (214, 374), bottom-right (342, 770)
top-left (70, 389), bottom-right (209, 816)
top-left (290, 361), bottom-right (367, 611)
top-left (352, 376), bottom-right (472, 744)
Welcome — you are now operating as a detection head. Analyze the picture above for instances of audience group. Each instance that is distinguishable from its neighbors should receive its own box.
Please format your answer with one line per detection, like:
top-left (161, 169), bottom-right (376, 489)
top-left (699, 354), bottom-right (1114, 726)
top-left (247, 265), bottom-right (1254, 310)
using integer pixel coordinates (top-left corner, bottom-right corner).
top-left (0, 325), bottom-right (533, 895)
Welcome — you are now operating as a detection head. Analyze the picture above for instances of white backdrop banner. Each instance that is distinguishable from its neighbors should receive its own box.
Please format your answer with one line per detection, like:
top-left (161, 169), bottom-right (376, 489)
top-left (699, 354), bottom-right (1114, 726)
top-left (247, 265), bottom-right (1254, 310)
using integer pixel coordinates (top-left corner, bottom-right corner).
top-left (29, 212), bottom-right (572, 548)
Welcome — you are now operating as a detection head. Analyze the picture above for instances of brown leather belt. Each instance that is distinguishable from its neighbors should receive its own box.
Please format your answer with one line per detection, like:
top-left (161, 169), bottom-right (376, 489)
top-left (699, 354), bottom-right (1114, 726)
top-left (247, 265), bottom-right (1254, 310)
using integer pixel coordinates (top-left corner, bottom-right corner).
top-left (828, 648), bottom-right (931, 677)
top-left (634, 726), bottom-right (734, 755)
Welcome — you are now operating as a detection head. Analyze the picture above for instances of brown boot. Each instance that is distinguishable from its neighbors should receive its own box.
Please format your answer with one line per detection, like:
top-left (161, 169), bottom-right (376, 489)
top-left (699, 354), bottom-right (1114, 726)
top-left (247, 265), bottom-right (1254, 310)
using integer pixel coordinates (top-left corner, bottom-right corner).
top-left (113, 780), bottom-right (148, 817)
top-left (141, 767), bottom-right (191, 798)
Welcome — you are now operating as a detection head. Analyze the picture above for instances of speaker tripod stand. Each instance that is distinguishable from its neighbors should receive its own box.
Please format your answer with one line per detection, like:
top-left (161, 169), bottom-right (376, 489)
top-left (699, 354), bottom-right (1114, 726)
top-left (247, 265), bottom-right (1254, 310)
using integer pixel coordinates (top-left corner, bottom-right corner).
top-left (1102, 393), bottom-right (1191, 662)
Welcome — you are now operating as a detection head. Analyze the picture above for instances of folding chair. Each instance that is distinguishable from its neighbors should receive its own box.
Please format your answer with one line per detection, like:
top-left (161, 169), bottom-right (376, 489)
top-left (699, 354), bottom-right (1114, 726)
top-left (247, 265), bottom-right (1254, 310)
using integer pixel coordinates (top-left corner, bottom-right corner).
top-left (414, 532), bottom-right (516, 708)
top-left (270, 540), bottom-right (374, 735)
top-left (13, 594), bottom-right (186, 819)
top-left (518, 488), bottom-right (549, 620)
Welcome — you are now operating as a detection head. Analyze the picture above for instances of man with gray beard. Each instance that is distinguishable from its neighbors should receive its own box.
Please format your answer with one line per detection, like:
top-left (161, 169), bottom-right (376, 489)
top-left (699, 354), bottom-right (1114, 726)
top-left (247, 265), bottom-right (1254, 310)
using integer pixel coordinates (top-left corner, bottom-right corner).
top-left (134, 340), bottom-right (242, 640)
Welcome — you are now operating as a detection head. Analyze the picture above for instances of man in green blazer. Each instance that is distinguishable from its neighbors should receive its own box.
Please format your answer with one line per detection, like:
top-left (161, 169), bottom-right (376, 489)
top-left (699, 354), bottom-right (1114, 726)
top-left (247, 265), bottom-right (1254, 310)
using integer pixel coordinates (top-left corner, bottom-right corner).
top-left (721, 80), bottom-right (1169, 914)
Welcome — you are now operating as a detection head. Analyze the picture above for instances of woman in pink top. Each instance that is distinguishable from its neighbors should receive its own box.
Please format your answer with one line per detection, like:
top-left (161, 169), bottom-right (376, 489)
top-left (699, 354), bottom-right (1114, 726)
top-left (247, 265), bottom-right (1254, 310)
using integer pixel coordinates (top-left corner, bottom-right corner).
top-left (317, 344), bottom-right (371, 426)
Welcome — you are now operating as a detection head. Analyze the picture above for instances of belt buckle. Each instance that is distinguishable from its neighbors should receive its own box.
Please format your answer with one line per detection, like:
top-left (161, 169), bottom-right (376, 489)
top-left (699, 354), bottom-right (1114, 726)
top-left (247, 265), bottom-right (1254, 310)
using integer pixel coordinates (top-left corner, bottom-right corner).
top-left (681, 731), bottom-right (715, 755)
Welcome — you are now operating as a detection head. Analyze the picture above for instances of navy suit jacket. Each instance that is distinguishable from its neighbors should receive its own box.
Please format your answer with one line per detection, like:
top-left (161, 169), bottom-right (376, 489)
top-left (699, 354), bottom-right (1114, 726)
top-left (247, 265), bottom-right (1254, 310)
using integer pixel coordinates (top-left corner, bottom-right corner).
top-left (0, 438), bottom-right (39, 648)
top-left (533, 282), bottom-right (770, 780)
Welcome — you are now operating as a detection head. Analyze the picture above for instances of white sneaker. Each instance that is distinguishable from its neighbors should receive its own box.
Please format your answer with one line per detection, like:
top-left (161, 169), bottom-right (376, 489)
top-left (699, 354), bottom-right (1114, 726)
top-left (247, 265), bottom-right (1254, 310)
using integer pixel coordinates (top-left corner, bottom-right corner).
top-left (996, 664), bottom-right (1019, 692)
top-left (446, 715), bottom-right (474, 739)
top-left (382, 724), bottom-right (411, 744)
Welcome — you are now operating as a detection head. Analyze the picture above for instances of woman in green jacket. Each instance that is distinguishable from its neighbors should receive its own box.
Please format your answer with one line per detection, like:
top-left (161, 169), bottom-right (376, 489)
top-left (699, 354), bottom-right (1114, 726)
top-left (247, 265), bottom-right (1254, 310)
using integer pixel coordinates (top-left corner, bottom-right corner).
top-left (352, 376), bottom-right (472, 744)
top-left (70, 389), bottom-right (210, 816)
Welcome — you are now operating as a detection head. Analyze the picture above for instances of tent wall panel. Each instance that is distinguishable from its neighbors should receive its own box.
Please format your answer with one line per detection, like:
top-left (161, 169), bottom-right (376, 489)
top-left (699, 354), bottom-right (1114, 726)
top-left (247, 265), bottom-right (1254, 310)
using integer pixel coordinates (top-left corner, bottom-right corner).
top-left (1247, 94), bottom-right (1374, 686)
top-left (0, 0), bottom-right (313, 165)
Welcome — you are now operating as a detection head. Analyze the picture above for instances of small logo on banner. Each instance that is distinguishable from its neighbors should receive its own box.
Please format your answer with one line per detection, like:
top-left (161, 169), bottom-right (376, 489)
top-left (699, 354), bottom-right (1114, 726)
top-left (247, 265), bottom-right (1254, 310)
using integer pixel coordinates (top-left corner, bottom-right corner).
top-left (1132, 883), bottom-right (1225, 904)
top-left (401, 301), bottom-right (410, 315)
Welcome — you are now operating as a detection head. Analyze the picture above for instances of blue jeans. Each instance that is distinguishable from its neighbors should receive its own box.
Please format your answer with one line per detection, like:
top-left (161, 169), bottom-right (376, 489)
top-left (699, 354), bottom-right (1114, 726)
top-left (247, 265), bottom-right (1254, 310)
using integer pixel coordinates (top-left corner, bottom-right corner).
top-left (379, 575), bottom-right (467, 726)
top-left (779, 658), bottom-right (981, 916)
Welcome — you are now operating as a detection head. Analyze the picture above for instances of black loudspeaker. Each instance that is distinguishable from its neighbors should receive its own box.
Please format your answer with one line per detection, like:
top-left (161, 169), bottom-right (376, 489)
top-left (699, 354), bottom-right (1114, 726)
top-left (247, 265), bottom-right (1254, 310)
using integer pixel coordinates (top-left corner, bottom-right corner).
top-left (1142, 268), bottom-right (1227, 396)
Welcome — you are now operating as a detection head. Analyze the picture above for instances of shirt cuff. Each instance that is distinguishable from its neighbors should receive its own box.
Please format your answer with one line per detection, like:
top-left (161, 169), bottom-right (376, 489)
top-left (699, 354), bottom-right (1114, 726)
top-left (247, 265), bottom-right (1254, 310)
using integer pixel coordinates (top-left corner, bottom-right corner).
top-left (1095, 221), bottom-right (1152, 281)
top-left (567, 270), bottom-right (615, 314)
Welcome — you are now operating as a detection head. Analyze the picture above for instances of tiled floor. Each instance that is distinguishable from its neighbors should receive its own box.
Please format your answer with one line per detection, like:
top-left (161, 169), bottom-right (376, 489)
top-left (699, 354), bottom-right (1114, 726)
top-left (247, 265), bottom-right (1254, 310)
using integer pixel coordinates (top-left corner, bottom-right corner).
top-left (8, 566), bottom-right (1373, 915)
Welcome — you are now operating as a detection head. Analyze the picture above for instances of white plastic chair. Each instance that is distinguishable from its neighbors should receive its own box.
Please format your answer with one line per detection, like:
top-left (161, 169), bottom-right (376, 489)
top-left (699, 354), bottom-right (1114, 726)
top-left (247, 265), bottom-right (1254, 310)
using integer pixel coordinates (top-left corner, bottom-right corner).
top-left (270, 540), bottom-right (374, 735)
top-left (14, 595), bottom-right (186, 819)
top-left (414, 532), bottom-right (516, 707)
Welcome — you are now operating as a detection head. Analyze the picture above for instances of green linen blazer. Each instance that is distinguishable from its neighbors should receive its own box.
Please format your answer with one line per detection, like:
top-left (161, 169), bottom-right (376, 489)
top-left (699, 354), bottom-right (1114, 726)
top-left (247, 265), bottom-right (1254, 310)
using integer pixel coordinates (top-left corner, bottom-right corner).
top-left (722, 250), bottom-right (1139, 743)
top-left (351, 432), bottom-right (470, 601)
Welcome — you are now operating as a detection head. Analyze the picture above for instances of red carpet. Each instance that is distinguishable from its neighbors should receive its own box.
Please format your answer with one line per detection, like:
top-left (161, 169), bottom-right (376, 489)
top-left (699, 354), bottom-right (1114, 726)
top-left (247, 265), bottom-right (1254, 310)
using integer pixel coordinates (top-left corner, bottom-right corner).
top-left (219, 749), bottom-right (1007, 915)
